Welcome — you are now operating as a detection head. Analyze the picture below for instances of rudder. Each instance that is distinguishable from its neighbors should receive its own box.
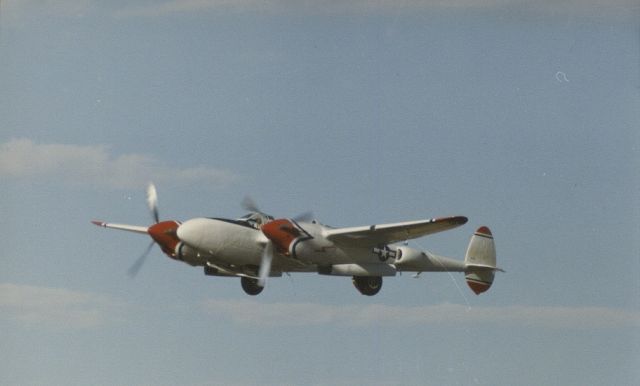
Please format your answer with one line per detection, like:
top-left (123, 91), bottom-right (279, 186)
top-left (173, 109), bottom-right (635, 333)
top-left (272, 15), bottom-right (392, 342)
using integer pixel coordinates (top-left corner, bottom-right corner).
top-left (464, 226), bottom-right (498, 295)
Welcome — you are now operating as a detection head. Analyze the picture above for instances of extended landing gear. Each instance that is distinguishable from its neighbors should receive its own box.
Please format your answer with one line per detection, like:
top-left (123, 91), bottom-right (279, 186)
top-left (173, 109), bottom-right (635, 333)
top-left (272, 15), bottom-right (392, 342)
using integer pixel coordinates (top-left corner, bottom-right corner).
top-left (352, 276), bottom-right (383, 296)
top-left (241, 277), bottom-right (264, 296)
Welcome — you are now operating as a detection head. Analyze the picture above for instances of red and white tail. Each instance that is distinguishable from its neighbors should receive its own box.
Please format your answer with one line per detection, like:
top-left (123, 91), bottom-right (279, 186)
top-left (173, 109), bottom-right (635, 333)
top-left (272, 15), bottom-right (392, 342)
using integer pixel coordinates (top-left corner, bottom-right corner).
top-left (464, 226), bottom-right (500, 295)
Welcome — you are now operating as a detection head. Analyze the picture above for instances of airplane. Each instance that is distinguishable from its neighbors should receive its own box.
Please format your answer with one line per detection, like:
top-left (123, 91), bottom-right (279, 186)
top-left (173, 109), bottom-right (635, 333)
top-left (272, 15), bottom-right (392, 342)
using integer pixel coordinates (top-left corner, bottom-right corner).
top-left (92, 184), bottom-right (503, 296)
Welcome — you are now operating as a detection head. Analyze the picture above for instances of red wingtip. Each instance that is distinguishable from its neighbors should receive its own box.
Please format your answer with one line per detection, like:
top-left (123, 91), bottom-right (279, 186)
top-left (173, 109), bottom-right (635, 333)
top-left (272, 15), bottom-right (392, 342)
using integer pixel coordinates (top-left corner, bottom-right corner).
top-left (91, 220), bottom-right (105, 227)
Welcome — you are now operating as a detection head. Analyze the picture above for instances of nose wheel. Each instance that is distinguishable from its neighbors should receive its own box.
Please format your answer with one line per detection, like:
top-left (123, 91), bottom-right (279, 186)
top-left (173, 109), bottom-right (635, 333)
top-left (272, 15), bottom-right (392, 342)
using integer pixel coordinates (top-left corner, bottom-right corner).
top-left (241, 276), bottom-right (264, 295)
top-left (352, 276), bottom-right (383, 296)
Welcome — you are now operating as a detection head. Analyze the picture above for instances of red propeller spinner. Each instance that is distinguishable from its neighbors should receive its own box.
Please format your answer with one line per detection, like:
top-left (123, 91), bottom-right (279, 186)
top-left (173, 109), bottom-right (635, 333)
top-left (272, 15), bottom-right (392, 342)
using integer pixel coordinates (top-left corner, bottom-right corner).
top-left (147, 220), bottom-right (181, 257)
top-left (260, 219), bottom-right (300, 256)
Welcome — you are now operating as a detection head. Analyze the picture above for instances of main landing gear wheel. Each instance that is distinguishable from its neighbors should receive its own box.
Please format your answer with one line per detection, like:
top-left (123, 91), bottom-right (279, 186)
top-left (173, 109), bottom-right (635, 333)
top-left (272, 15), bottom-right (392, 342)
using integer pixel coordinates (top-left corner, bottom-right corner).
top-left (352, 276), bottom-right (383, 296)
top-left (241, 276), bottom-right (264, 296)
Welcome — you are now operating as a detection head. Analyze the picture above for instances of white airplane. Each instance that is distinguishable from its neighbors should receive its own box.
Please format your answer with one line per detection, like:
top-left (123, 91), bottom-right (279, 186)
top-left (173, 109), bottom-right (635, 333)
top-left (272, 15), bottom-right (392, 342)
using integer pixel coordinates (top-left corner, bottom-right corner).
top-left (92, 184), bottom-right (503, 296)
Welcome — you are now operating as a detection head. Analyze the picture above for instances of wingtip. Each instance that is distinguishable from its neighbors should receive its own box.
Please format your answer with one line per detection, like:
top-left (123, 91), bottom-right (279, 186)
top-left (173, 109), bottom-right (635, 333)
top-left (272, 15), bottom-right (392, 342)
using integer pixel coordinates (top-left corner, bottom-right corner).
top-left (434, 216), bottom-right (468, 225)
top-left (446, 216), bottom-right (468, 225)
top-left (91, 220), bottom-right (106, 227)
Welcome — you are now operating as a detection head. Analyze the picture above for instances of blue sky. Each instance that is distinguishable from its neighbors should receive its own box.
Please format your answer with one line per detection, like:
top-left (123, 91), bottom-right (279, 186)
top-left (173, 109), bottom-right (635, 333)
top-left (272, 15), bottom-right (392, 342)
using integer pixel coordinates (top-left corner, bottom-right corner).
top-left (1, 1), bottom-right (638, 385)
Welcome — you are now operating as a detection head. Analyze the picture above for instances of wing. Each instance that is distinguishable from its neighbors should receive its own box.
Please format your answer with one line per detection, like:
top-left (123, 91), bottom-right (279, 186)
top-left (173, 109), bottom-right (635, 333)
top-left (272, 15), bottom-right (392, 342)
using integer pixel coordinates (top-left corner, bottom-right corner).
top-left (92, 220), bottom-right (149, 234)
top-left (323, 216), bottom-right (468, 247)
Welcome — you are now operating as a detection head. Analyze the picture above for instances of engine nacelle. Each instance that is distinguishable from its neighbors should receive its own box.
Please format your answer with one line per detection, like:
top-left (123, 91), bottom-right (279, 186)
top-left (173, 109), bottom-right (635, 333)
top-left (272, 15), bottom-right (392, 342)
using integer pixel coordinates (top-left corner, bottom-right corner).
top-left (173, 242), bottom-right (203, 266)
top-left (394, 246), bottom-right (430, 270)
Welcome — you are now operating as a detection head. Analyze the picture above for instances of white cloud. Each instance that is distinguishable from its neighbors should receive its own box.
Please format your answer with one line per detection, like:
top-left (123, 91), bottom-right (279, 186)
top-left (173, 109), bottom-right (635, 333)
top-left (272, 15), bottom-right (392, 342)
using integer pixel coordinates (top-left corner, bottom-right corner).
top-left (0, 283), bottom-right (126, 328)
top-left (115, 0), bottom-right (274, 18)
top-left (202, 299), bottom-right (640, 329)
top-left (114, 0), bottom-right (639, 18)
top-left (0, 138), bottom-right (238, 189)
top-left (1, 0), bottom-right (94, 22)
top-left (2, 0), bottom-right (636, 20)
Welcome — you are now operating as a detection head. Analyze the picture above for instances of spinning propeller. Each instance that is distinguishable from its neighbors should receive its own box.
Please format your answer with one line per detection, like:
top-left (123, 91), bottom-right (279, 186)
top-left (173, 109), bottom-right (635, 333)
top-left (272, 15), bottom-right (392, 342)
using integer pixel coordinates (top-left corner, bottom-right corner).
top-left (241, 197), bottom-right (313, 288)
top-left (126, 184), bottom-right (161, 277)
top-left (147, 183), bottom-right (160, 224)
top-left (92, 183), bottom-right (181, 278)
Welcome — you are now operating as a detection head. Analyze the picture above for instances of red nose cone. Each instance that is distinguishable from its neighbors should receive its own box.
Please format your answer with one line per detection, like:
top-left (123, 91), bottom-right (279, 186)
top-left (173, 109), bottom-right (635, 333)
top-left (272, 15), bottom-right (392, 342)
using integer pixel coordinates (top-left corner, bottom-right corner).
top-left (148, 221), bottom-right (180, 256)
top-left (261, 219), bottom-right (299, 255)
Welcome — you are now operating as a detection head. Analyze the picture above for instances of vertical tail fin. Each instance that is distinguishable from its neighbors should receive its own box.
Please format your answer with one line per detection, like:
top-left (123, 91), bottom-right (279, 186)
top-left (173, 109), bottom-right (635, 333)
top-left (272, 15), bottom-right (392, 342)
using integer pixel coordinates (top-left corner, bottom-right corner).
top-left (464, 226), bottom-right (499, 295)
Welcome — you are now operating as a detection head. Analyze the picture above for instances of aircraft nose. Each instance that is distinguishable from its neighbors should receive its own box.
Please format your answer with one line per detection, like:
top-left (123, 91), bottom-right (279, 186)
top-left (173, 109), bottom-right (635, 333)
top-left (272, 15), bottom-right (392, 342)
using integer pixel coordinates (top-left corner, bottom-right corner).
top-left (176, 218), bottom-right (208, 248)
top-left (148, 220), bottom-right (180, 255)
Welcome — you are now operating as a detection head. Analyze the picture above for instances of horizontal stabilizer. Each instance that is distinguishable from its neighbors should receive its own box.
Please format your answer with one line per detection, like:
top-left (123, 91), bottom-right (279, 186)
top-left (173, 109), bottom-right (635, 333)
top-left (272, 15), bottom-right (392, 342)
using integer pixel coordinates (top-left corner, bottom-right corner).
top-left (464, 263), bottom-right (505, 273)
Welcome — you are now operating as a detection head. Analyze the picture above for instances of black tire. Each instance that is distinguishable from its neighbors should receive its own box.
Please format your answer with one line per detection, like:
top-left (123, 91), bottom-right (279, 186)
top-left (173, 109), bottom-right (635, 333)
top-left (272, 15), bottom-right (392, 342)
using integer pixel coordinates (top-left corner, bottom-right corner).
top-left (352, 276), bottom-right (383, 296)
top-left (241, 277), bottom-right (264, 296)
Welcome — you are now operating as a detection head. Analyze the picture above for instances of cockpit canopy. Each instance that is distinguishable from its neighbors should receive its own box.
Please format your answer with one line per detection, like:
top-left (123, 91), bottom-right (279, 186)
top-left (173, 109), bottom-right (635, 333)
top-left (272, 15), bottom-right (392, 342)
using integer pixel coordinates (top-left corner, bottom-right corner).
top-left (237, 212), bottom-right (274, 229)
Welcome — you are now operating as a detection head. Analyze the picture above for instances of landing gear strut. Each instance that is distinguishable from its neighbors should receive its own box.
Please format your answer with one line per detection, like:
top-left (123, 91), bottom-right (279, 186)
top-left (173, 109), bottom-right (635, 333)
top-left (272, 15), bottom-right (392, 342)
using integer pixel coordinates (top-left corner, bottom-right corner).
top-left (352, 276), bottom-right (383, 296)
top-left (241, 276), bottom-right (263, 296)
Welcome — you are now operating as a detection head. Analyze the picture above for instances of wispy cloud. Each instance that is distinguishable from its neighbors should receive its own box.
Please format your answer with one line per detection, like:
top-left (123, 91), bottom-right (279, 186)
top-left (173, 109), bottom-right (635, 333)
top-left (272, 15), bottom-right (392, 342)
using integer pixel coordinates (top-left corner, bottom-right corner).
top-left (0, 283), bottom-right (126, 328)
top-left (0, 138), bottom-right (238, 189)
top-left (115, 0), bottom-right (275, 18)
top-left (114, 0), bottom-right (639, 19)
top-left (116, 0), bottom-right (513, 18)
top-left (2, 0), bottom-right (636, 21)
top-left (202, 299), bottom-right (640, 329)
top-left (1, 0), bottom-right (94, 21)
